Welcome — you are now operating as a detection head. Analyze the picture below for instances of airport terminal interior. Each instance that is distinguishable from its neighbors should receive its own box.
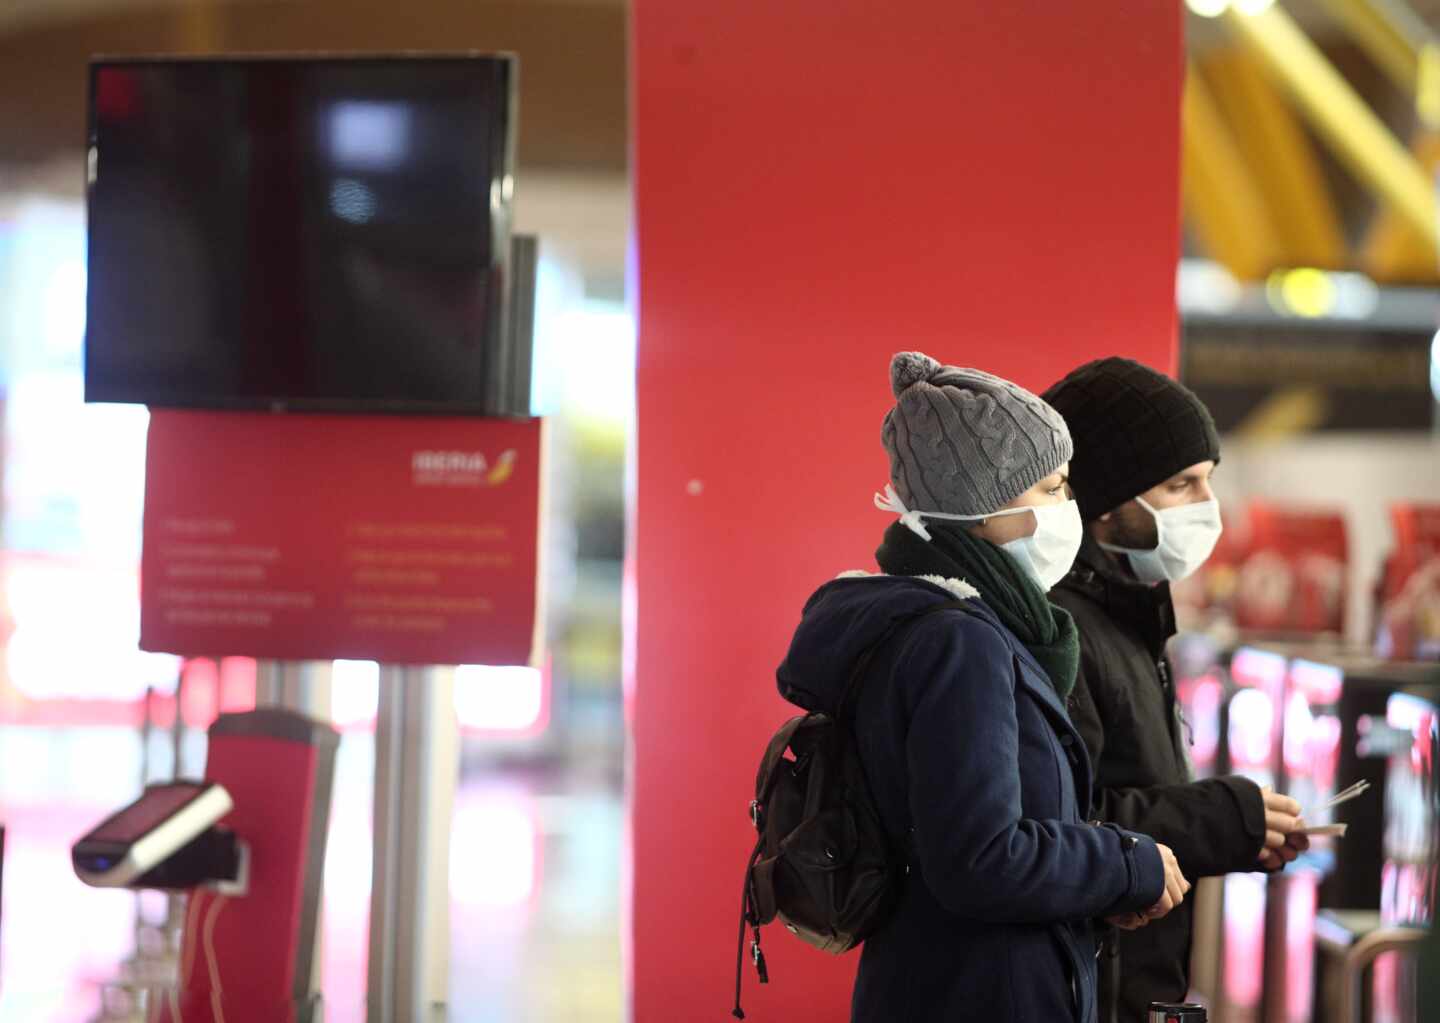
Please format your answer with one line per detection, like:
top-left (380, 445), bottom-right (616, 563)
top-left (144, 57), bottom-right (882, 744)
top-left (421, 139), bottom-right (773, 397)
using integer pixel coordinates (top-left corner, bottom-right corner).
top-left (1, 1), bottom-right (1440, 1021)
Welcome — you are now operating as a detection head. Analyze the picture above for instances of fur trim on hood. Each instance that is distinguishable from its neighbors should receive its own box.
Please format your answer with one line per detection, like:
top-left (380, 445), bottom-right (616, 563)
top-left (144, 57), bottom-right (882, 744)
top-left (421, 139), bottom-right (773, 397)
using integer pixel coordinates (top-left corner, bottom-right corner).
top-left (835, 569), bottom-right (980, 602)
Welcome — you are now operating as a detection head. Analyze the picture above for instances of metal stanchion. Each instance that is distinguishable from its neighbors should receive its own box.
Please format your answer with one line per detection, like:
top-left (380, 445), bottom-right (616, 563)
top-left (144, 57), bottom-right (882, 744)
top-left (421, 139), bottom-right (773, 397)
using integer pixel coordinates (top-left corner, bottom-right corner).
top-left (368, 666), bottom-right (457, 1023)
top-left (255, 660), bottom-right (333, 720)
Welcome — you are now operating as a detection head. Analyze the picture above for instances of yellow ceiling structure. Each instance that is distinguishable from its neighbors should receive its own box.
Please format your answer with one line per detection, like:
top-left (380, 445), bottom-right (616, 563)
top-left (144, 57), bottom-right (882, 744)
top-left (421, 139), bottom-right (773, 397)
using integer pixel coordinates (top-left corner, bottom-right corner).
top-left (1184, 0), bottom-right (1440, 283)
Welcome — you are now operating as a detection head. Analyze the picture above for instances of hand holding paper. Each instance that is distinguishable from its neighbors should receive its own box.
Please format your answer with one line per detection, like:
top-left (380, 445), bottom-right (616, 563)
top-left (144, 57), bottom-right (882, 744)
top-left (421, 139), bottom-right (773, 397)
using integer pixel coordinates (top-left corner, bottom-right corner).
top-left (1258, 787), bottom-right (1306, 869)
top-left (1258, 780), bottom-right (1370, 867)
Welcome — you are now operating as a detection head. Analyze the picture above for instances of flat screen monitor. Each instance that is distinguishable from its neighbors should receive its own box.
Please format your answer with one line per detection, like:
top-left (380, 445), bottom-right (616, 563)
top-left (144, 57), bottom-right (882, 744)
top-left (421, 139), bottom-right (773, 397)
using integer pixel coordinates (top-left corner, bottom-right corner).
top-left (85, 54), bottom-right (517, 413)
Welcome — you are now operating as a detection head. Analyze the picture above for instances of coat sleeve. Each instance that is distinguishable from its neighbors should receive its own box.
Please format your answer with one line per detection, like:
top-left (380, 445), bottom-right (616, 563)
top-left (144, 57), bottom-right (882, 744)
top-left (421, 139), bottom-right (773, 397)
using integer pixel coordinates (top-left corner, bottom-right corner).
top-left (1071, 653), bottom-right (1268, 879)
top-left (899, 614), bottom-right (1166, 924)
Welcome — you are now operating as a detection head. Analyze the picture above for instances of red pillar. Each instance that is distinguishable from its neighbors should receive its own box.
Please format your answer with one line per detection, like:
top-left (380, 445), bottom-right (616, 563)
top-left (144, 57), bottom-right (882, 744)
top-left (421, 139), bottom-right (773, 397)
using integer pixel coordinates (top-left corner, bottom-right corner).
top-left (629, 3), bottom-right (1183, 1018)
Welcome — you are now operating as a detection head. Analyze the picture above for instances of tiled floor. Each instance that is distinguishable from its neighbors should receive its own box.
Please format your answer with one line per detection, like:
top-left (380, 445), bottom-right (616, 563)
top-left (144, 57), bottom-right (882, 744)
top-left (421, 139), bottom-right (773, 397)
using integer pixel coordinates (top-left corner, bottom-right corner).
top-left (0, 725), bottom-right (624, 1022)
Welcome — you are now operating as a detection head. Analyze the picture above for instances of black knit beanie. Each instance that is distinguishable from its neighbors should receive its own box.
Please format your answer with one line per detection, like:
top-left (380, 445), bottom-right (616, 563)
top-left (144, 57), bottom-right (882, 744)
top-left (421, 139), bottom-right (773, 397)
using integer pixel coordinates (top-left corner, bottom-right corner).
top-left (1041, 357), bottom-right (1221, 522)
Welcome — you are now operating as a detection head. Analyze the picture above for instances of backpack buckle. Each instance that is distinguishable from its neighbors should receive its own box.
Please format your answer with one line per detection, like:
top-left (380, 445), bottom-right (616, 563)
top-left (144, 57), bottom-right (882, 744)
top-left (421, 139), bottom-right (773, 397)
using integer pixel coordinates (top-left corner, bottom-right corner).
top-left (751, 935), bottom-right (769, 983)
top-left (749, 800), bottom-right (763, 829)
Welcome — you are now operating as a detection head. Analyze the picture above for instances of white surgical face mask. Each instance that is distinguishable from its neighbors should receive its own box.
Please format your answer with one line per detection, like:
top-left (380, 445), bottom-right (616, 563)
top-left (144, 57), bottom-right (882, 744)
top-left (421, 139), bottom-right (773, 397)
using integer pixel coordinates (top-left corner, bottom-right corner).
top-left (1099, 496), bottom-right (1223, 584)
top-left (997, 500), bottom-right (1084, 592)
top-left (874, 484), bottom-right (1084, 592)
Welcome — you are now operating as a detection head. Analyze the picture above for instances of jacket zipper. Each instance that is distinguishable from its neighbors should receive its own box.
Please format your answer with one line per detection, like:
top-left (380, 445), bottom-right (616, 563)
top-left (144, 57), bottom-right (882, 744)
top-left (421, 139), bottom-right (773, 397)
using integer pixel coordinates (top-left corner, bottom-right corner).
top-left (1158, 656), bottom-right (1195, 756)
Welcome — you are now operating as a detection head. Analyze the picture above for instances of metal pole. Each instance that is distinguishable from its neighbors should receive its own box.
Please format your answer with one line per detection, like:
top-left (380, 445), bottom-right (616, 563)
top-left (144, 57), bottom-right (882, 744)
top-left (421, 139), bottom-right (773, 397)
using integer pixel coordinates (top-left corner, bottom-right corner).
top-left (368, 665), bottom-right (456, 1023)
top-left (255, 659), bottom-right (284, 707)
top-left (256, 659), bottom-right (333, 717)
top-left (171, 666), bottom-right (186, 779)
top-left (1340, 926), bottom-right (1428, 1021)
top-left (368, 671), bottom-right (403, 1020)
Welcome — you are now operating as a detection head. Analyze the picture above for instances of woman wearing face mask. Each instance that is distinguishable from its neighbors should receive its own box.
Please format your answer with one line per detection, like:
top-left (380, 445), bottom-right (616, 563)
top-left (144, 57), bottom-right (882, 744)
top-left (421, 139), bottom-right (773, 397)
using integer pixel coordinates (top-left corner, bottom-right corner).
top-left (775, 352), bottom-right (1189, 1023)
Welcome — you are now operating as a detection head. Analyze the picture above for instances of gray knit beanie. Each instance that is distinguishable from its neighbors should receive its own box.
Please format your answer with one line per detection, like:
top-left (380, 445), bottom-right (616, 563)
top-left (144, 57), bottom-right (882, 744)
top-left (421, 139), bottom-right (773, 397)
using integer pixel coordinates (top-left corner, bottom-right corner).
top-left (881, 351), bottom-right (1073, 518)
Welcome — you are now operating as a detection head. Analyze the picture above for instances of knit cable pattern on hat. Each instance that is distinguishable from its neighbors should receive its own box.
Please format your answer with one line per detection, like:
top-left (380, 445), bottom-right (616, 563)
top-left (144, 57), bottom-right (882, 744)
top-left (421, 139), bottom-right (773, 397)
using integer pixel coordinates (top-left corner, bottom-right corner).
top-left (881, 352), bottom-right (1072, 520)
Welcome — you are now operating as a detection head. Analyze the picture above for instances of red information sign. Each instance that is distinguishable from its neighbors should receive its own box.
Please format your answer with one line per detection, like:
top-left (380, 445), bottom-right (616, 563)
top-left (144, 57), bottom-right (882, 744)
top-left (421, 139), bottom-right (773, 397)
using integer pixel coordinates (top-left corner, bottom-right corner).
top-left (140, 411), bottom-right (543, 665)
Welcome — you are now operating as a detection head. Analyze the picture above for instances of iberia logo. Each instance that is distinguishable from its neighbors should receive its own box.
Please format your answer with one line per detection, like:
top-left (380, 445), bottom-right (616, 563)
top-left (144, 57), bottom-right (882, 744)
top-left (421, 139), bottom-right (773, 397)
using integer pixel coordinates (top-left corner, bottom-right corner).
top-left (411, 450), bottom-right (517, 487)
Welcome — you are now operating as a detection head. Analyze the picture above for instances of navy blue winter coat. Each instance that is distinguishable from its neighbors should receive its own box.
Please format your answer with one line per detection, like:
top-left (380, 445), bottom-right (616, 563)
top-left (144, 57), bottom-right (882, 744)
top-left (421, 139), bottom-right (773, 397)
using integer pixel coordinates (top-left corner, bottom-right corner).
top-left (777, 573), bottom-right (1166, 1023)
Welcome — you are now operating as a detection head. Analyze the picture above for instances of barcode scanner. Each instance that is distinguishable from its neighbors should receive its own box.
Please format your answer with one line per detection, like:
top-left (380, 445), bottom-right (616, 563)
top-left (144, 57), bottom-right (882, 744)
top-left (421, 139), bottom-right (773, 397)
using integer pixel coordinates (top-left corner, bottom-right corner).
top-left (72, 780), bottom-right (245, 892)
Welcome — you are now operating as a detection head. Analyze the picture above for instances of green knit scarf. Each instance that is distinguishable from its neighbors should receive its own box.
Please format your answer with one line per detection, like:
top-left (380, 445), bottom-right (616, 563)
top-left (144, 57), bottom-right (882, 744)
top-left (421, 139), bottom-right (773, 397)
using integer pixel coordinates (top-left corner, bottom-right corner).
top-left (875, 520), bottom-right (1080, 699)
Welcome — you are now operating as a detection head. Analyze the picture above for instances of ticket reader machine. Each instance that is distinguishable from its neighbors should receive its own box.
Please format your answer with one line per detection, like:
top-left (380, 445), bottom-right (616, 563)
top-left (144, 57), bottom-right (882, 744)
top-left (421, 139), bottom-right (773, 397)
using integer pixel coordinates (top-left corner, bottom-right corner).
top-left (74, 781), bottom-right (246, 893)
top-left (73, 708), bottom-right (338, 1023)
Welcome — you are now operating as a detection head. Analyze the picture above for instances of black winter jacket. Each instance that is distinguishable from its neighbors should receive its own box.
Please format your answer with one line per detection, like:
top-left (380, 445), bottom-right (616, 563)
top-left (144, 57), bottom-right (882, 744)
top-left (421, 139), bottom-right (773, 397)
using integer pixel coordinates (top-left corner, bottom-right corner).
top-left (777, 571), bottom-right (1166, 1023)
top-left (1050, 536), bottom-right (1267, 1022)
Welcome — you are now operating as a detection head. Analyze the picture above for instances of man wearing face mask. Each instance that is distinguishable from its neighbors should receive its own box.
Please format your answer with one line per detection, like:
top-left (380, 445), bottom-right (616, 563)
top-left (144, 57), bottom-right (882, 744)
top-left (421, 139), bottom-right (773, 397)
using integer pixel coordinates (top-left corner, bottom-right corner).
top-left (1041, 357), bottom-right (1310, 1023)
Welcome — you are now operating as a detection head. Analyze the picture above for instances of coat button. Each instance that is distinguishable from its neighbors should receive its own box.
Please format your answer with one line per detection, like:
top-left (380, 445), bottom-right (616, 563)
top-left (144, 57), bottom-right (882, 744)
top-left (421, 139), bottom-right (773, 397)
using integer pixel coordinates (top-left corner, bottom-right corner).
top-left (1060, 734), bottom-right (1074, 747)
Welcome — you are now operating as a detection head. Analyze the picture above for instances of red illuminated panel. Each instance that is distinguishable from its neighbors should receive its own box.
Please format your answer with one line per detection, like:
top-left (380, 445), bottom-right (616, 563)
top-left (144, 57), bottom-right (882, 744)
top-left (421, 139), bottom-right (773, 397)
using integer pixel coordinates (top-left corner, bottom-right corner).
top-left (1376, 505), bottom-right (1440, 659)
top-left (1283, 876), bottom-right (1317, 1023)
top-left (1309, 715), bottom-right (1342, 793)
top-left (1183, 675), bottom-right (1223, 773)
top-left (1282, 690), bottom-right (1314, 778)
top-left (1237, 504), bottom-right (1347, 634)
top-left (1227, 687), bottom-right (1276, 781)
top-left (1371, 949), bottom-right (1404, 1023)
top-left (1227, 647), bottom-right (1287, 784)
top-left (1222, 872), bottom-right (1266, 1016)
top-left (1289, 658), bottom-right (1343, 706)
top-left (1231, 647), bottom-right (1288, 693)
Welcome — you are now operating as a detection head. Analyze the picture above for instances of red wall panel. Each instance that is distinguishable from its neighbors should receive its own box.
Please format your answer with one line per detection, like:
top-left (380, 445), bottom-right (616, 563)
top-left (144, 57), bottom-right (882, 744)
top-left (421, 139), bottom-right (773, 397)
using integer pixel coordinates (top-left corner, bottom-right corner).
top-left (630, 3), bottom-right (1183, 1017)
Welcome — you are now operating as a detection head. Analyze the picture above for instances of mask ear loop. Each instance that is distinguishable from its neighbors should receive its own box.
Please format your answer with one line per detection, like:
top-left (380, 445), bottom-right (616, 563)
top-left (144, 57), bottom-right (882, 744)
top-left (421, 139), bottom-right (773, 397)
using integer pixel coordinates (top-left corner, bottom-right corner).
top-left (874, 485), bottom-right (933, 541)
top-left (1131, 497), bottom-right (1166, 552)
top-left (875, 484), bottom-right (1015, 540)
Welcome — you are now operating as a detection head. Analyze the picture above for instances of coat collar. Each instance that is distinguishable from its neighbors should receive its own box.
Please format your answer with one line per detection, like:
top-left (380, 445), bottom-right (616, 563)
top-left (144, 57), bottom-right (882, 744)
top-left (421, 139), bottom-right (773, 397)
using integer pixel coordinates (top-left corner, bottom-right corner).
top-left (1062, 533), bottom-right (1176, 659)
top-left (836, 569), bottom-right (980, 601)
top-left (841, 570), bottom-right (1075, 723)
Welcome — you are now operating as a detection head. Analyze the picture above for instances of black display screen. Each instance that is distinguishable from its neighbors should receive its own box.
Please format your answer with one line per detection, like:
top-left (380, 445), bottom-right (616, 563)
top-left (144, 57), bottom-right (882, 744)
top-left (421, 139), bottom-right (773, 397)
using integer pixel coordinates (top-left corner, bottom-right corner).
top-left (85, 56), bottom-right (515, 411)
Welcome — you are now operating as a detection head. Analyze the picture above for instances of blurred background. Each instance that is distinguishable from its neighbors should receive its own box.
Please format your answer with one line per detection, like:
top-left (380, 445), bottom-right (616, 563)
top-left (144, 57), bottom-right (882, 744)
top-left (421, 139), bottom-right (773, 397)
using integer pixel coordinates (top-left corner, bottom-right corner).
top-left (0, 3), bottom-right (630, 1021)
top-left (0, 0), bottom-right (1438, 1020)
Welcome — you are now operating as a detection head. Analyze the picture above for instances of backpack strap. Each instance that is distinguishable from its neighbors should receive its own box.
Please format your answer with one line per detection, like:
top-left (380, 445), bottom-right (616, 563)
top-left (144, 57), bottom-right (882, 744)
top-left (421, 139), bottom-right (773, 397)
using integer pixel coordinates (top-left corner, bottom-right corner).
top-left (834, 598), bottom-right (975, 872)
top-left (732, 833), bottom-right (767, 1019)
top-left (750, 855), bottom-right (779, 924)
top-left (754, 715), bottom-right (807, 801)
